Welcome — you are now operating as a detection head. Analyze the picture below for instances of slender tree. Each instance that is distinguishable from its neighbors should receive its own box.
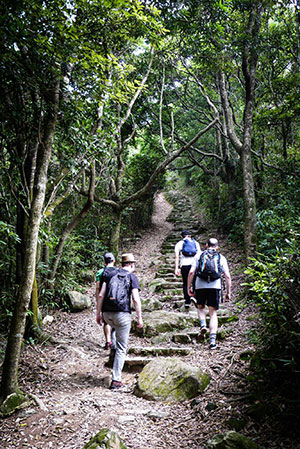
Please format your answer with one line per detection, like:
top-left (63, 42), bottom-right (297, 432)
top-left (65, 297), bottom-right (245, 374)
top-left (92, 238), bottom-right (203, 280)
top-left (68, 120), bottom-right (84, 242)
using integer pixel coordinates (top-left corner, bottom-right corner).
top-left (0, 0), bottom-right (164, 411)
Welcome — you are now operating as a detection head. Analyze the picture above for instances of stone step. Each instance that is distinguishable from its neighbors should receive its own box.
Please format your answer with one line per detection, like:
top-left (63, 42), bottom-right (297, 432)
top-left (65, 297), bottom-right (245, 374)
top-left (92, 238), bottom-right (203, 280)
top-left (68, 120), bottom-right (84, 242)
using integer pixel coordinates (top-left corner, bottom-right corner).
top-left (162, 288), bottom-right (183, 295)
top-left (128, 346), bottom-right (192, 356)
top-left (164, 294), bottom-right (183, 301)
top-left (171, 333), bottom-right (192, 344)
top-left (155, 273), bottom-right (176, 279)
top-left (171, 228), bottom-right (199, 235)
top-left (161, 242), bottom-right (175, 248)
top-left (124, 357), bottom-right (154, 369)
top-left (164, 236), bottom-right (178, 242)
top-left (160, 248), bottom-right (175, 255)
top-left (160, 281), bottom-right (183, 289)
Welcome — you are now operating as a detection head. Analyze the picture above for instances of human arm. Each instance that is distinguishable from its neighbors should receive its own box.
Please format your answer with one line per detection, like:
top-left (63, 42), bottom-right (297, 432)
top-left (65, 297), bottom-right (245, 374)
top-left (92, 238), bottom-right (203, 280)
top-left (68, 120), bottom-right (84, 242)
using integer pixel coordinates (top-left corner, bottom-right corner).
top-left (174, 241), bottom-right (182, 276)
top-left (96, 282), bottom-right (107, 325)
top-left (95, 280), bottom-right (100, 303)
top-left (187, 265), bottom-right (196, 297)
top-left (175, 252), bottom-right (181, 276)
top-left (224, 271), bottom-right (231, 302)
top-left (131, 288), bottom-right (143, 328)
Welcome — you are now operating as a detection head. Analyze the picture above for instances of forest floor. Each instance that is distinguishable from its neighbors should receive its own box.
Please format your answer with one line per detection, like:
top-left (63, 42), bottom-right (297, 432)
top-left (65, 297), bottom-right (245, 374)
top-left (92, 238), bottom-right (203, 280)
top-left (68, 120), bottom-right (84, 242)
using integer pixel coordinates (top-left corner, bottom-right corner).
top-left (0, 191), bottom-right (298, 449)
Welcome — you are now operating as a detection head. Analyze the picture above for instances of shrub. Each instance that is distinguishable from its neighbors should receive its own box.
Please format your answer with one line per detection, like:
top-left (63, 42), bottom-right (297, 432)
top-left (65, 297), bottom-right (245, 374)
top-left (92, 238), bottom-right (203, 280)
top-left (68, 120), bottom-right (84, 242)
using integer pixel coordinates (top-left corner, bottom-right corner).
top-left (244, 238), bottom-right (300, 400)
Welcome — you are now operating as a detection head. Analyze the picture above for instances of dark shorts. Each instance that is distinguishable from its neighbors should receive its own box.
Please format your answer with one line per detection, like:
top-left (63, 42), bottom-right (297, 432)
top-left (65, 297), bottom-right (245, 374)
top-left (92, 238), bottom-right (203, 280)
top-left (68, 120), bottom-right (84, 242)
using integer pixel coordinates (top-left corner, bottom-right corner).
top-left (195, 289), bottom-right (220, 310)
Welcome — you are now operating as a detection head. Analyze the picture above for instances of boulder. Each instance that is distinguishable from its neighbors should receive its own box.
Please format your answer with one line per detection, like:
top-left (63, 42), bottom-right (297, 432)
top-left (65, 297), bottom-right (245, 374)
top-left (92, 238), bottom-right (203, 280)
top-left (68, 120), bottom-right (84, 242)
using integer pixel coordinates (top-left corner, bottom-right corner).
top-left (148, 278), bottom-right (167, 293)
top-left (131, 310), bottom-right (197, 337)
top-left (134, 357), bottom-right (210, 401)
top-left (172, 333), bottom-right (192, 344)
top-left (141, 296), bottom-right (163, 312)
top-left (83, 428), bottom-right (126, 449)
top-left (0, 392), bottom-right (30, 417)
top-left (67, 291), bottom-right (91, 311)
top-left (206, 431), bottom-right (258, 449)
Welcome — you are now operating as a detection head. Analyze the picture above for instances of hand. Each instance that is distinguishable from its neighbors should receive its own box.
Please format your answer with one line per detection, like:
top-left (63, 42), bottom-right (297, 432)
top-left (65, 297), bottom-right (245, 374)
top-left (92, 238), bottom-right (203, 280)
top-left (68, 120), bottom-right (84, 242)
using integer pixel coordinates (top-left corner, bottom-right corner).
top-left (175, 269), bottom-right (181, 276)
top-left (96, 313), bottom-right (103, 326)
top-left (225, 293), bottom-right (231, 302)
top-left (137, 318), bottom-right (143, 328)
top-left (188, 289), bottom-right (194, 297)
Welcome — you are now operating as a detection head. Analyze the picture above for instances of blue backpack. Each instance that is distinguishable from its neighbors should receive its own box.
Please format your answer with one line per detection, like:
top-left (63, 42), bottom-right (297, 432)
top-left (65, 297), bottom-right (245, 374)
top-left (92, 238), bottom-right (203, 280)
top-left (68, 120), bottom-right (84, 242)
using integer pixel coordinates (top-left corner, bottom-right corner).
top-left (182, 238), bottom-right (197, 257)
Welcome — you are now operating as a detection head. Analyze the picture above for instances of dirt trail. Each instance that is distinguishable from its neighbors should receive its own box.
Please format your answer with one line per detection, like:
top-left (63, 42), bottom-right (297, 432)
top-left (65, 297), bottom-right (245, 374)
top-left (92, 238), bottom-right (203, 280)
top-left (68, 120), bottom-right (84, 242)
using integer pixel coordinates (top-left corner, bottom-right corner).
top-left (0, 191), bottom-right (278, 449)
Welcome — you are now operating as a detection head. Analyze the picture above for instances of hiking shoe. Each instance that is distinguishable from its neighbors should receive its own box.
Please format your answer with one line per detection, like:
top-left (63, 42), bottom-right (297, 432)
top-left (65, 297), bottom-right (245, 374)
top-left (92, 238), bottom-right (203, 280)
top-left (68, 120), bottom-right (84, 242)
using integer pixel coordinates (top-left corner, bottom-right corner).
top-left (197, 326), bottom-right (207, 341)
top-left (190, 297), bottom-right (197, 307)
top-left (104, 341), bottom-right (112, 350)
top-left (105, 348), bottom-right (116, 368)
top-left (109, 380), bottom-right (124, 390)
top-left (209, 342), bottom-right (217, 350)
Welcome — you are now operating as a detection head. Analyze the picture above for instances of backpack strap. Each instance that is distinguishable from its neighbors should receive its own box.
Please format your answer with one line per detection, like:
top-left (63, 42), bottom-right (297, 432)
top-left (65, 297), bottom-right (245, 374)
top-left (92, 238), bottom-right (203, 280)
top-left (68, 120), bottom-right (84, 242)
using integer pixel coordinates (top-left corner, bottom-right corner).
top-left (215, 252), bottom-right (224, 303)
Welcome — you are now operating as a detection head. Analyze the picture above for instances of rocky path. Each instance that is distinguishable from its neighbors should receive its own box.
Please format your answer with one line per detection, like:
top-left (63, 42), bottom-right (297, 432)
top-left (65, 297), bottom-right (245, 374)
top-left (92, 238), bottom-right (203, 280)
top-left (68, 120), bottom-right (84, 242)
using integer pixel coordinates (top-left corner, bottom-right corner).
top-left (0, 190), bottom-right (276, 449)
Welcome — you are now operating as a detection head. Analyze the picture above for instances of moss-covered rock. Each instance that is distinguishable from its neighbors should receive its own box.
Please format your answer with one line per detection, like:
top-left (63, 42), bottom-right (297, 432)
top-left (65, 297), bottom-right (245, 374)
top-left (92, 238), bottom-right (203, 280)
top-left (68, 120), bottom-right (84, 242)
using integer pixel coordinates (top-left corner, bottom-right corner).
top-left (67, 290), bottom-right (91, 311)
top-left (172, 333), bottom-right (192, 344)
top-left (134, 357), bottom-right (210, 401)
top-left (148, 278), bottom-right (167, 293)
top-left (83, 428), bottom-right (126, 449)
top-left (141, 296), bottom-right (163, 312)
top-left (132, 310), bottom-right (197, 337)
top-left (151, 332), bottom-right (173, 344)
top-left (0, 392), bottom-right (29, 417)
top-left (206, 431), bottom-right (258, 449)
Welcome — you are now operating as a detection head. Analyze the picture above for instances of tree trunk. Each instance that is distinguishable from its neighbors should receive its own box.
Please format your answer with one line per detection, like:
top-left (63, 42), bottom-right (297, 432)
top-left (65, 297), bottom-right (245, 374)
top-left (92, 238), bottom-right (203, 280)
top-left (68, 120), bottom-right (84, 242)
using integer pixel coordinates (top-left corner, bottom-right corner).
top-left (110, 208), bottom-right (122, 258)
top-left (241, 142), bottom-right (257, 260)
top-left (0, 80), bottom-right (59, 403)
top-left (240, 3), bottom-right (263, 261)
top-left (48, 164), bottom-right (95, 282)
top-left (218, 4), bottom-right (263, 263)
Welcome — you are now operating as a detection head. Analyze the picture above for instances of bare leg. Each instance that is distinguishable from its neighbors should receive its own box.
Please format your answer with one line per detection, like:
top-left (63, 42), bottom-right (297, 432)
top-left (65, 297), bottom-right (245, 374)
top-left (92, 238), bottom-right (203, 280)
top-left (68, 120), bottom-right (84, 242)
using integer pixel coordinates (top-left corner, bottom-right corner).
top-left (104, 324), bottom-right (111, 343)
top-left (197, 305), bottom-right (208, 339)
top-left (208, 306), bottom-right (218, 348)
top-left (197, 304), bottom-right (206, 322)
top-left (208, 306), bottom-right (218, 334)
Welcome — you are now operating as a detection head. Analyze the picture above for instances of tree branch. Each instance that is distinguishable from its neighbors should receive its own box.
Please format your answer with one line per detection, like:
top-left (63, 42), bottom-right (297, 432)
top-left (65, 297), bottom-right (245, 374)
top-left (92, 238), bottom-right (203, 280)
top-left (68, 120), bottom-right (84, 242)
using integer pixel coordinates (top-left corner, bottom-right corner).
top-left (121, 118), bottom-right (218, 206)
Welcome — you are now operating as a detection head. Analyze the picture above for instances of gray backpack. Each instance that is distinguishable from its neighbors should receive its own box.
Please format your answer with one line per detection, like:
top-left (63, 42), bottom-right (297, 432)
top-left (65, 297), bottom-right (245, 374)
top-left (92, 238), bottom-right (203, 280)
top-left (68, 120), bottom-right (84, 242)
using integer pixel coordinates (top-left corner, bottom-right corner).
top-left (106, 271), bottom-right (131, 311)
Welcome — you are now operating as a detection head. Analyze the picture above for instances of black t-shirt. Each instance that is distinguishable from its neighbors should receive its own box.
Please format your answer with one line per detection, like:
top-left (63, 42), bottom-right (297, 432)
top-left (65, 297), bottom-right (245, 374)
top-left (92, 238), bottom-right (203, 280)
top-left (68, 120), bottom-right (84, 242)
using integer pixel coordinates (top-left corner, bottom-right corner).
top-left (102, 268), bottom-right (140, 313)
top-left (100, 266), bottom-right (118, 287)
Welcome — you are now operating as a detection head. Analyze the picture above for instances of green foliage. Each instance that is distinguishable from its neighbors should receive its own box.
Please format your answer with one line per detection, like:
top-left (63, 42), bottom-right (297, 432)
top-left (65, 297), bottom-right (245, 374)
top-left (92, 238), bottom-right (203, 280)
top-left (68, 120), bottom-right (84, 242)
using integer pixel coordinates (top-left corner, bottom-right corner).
top-left (255, 159), bottom-right (300, 254)
top-left (0, 222), bottom-right (20, 329)
top-left (244, 238), bottom-right (300, 398)
top-left (257, 205), bottom-right (300, 255)
top-left (222, 198), bottom-right (244, 243)
top-left (121, 145), bottom-right (166, 232)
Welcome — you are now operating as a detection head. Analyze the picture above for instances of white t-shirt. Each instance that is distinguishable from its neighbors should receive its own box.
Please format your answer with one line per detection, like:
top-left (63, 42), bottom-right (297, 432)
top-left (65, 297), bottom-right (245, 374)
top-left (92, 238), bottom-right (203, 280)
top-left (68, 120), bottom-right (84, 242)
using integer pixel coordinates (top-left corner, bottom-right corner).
top-left (192, 251), bottom-right (229, 289)
top-left (175, 238), bottom-right (201, 267)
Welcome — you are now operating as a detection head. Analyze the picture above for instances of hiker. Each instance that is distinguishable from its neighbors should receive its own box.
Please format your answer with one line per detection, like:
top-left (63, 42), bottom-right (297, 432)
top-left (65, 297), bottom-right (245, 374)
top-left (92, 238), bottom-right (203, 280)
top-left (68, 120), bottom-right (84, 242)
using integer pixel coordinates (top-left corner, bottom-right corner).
top-left (96, 252), bottom-right (117, 350)
top-left (96, 253), bottom-right (143, 390)
top-left (187, 237), bottom-right (231, 349)
top-left (175, 230), bottom-right (201, 312)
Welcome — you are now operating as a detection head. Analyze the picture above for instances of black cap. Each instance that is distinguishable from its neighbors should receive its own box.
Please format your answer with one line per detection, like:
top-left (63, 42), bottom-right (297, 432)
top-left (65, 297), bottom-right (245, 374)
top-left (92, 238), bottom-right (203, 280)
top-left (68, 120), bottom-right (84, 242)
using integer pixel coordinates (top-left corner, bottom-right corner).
top-left (181, 230), bottom-right (191, 238)
top-left (104, 252), bottom-right (115, 263)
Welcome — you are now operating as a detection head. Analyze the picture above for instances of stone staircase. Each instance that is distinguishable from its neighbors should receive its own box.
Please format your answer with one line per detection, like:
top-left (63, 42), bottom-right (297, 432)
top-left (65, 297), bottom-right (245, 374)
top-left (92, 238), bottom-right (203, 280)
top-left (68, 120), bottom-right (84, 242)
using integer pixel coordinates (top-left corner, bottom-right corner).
top-left (123, 189), bottom-right (237, 371)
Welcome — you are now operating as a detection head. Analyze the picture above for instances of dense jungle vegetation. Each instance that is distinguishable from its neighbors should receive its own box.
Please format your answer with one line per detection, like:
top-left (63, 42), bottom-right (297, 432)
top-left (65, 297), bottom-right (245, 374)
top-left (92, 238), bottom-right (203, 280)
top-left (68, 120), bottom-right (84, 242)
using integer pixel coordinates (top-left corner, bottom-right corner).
top-left (0, 0), bottom-right (300, 424)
